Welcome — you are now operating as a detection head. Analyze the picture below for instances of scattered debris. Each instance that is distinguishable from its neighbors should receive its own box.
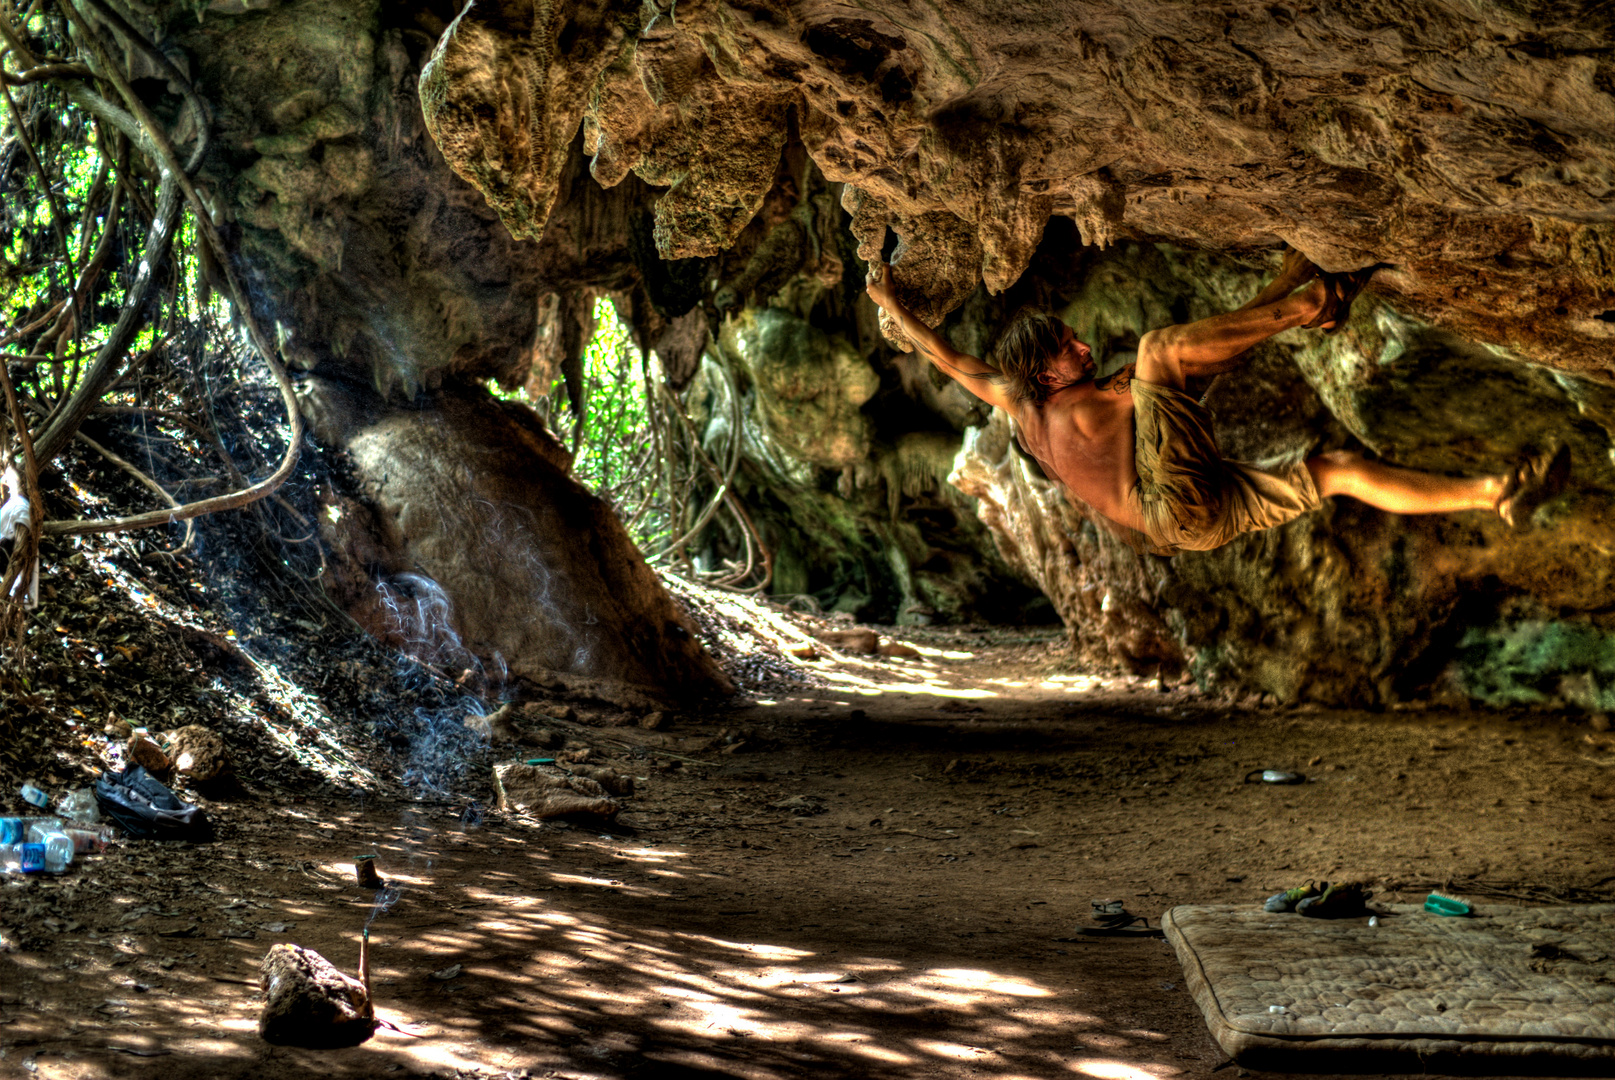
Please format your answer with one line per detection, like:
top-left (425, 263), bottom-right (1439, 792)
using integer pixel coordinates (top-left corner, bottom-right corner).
top-left (93, 765), bottom-right (211, 840)
top-left (55, 787), bottom-right (99, 823)
top-left (354, 857), bottom-right (384, 890)
top-left (770, 795), bottom-right (827, 816)
top-left (125, 735), bottom-right (172, 777)
top-left (1244, 769), bottom-right (1305, 785)
top-left (430, 964), bottom-right (462, 981)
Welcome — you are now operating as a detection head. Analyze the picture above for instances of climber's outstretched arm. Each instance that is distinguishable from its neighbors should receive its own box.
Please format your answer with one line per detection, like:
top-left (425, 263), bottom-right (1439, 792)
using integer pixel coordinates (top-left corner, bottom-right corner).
top-left (866, 262), bottom-right (1016, 412)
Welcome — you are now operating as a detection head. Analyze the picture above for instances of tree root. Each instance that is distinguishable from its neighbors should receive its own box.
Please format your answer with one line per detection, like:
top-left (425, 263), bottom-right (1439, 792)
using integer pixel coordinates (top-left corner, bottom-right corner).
top-left (71, 431), bottom-right (194, 552)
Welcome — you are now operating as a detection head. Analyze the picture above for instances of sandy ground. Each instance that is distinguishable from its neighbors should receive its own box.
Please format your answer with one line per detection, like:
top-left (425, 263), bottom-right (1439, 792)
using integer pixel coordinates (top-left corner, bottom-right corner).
top-left (4, 635), bottom-right (1613, 1080)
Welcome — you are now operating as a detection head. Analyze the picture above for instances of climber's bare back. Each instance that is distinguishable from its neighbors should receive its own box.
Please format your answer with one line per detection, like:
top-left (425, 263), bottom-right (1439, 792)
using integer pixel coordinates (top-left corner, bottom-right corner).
top-left (1012, 383), bottom-right (1148, 534)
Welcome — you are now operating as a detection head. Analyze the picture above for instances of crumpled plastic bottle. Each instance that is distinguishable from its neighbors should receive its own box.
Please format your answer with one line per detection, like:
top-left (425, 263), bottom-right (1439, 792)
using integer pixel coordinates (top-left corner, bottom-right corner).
top-left (19, 782), bottom-right (48, 809)
top-left (56, 788), bottom-right (100, 824)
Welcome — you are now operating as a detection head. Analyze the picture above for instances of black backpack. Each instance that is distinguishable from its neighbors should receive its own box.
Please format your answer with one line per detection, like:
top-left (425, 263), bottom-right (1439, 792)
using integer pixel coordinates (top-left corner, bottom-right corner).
top-left (94, 765), bottom-right (213, 841)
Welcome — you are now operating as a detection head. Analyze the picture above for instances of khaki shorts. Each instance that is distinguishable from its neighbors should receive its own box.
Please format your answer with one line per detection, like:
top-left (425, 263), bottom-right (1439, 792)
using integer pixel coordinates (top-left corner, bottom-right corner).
top-left (1129, 380), bottom-right (1321, 553)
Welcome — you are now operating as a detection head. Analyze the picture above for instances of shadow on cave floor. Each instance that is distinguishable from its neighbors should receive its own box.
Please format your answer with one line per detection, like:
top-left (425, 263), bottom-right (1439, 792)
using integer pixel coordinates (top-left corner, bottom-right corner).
top-left (5, 634), bottom-right (1613, 1080)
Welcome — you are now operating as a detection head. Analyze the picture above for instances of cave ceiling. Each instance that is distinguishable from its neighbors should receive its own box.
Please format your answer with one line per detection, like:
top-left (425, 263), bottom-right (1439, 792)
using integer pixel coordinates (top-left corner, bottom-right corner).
top-left (418, 0), bottom-right (1615, 377)
top-left (144, 0), bottom-right (1615, 392)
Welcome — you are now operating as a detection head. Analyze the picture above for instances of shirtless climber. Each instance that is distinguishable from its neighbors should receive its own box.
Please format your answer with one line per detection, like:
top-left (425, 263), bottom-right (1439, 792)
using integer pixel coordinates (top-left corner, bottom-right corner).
top-left (865, 252), bottom-right (1571, 554)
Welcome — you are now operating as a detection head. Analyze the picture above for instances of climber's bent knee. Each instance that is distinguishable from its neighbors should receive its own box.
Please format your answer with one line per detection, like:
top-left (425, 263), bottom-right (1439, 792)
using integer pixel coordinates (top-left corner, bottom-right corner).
top-left (1305, 449), bottom-right (1362, 499)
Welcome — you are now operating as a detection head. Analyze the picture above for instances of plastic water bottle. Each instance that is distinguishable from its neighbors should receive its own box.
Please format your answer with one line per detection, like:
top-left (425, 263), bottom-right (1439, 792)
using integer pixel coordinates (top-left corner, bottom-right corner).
top-left (17, 842), bottom-right (46, 873)
top-left (0, 818), bottom-right (25, 844)
top-left (0, 843), bottom-right (20, 872)
top-left (41, 832), bottom-right (72, 872)
top-left (25, 819), bottom-right (64, 842)
top-left (62, 827), bottom-right (112, 854)
top-left (19, 782), bottom-right (48, 809)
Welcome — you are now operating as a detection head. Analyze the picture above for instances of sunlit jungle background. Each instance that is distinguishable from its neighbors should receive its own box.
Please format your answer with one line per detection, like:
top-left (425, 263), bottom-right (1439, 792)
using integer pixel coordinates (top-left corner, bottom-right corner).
top-left (4, 0), bottom-right (1615, 799)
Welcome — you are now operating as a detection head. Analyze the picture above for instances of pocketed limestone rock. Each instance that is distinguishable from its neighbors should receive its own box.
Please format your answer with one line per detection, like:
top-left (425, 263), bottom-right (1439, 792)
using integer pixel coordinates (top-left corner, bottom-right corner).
top-left (163, 725), bottom-right (230, 782)
top-left (492, 762), bottom-right (620, 818)
top-left (258, 943), bottom-right (373, 1048)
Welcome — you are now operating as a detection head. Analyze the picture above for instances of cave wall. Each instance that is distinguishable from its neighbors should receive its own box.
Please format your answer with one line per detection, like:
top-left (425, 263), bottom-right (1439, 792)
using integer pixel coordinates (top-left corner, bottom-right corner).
top-left (160, 0), bottom-right (683, 398)
top-left (106, 0), bottom-right (752, 694)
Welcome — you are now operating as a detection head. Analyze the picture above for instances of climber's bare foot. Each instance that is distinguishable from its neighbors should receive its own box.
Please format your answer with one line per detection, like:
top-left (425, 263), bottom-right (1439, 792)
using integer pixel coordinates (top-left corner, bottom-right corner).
top-left (1297, 278), bottom-right (1333, 330)
top-left (1276, 246), bottom-right (1319, 289)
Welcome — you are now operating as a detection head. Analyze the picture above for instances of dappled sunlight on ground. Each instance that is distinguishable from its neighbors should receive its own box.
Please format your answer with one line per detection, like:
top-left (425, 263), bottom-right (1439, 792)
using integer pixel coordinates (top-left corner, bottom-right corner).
top-left (815, 665), bottom-right (999, 699)
top-left (0, 790), bottom-right (1200, 1080)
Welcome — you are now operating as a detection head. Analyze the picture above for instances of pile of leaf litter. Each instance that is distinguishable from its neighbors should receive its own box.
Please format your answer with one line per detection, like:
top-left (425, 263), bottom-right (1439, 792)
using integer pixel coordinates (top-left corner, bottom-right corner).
top-left (0, 424), bottom-right (501, 808)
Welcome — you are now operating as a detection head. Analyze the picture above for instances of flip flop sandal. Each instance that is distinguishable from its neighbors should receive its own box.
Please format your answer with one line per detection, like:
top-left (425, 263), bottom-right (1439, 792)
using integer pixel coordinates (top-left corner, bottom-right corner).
top-left (1064, 916), bottom-right (1166, 939)
top-left (1302, 266), bottom-right (1379, 335)
top-left (1263, 880), bottom-right (1322, 913)
top-left (1071, 924), bottom-right (1166, 938)
top-left (1496, 444), bottom-right (1572, 529)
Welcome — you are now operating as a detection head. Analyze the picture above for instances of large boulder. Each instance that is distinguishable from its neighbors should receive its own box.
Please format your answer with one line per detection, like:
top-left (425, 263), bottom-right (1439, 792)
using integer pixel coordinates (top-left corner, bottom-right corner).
top-left (302, 377), bottom-right (731, 701)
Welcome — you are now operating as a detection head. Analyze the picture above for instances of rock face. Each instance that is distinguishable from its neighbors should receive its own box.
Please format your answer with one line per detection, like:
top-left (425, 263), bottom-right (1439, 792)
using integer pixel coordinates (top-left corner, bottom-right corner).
top-left (422, 0), bottom-right (1615, 377)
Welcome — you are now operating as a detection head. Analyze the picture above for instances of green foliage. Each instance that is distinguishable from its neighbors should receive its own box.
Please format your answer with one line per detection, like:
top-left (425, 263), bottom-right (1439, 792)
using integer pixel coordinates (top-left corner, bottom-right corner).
top-left (493, 296), bottom-right (673, 551)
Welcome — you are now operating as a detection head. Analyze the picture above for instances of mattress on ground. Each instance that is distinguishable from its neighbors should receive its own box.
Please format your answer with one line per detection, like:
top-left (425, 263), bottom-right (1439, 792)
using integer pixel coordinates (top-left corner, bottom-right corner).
top-left (1163, 902), bottom-right (1615, 1070)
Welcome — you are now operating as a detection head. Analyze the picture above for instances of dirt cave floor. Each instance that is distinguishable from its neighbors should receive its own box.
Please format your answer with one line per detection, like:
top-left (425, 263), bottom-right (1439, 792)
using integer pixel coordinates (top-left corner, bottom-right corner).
top-left (4, 630), bottom-right (1614, 1080)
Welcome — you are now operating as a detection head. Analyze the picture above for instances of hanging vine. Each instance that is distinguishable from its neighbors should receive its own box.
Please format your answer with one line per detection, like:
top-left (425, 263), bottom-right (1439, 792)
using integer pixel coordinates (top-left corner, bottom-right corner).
top-left (0, 0), bottom-right (306, 666)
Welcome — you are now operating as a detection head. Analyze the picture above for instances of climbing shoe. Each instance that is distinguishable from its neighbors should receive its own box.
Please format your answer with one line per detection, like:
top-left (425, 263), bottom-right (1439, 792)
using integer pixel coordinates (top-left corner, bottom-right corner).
top-left (1263, 881), bottom-right (1322, 914)
top-left (1497, 445), bottom-right (1572, 529)
top-left (1297, 881), bottom-right (1371, 919)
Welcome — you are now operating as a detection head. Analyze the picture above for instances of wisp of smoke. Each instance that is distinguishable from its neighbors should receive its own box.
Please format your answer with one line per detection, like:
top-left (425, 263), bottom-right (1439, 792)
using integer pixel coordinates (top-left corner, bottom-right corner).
top-left (364, 884), bottom-right (402, 932)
